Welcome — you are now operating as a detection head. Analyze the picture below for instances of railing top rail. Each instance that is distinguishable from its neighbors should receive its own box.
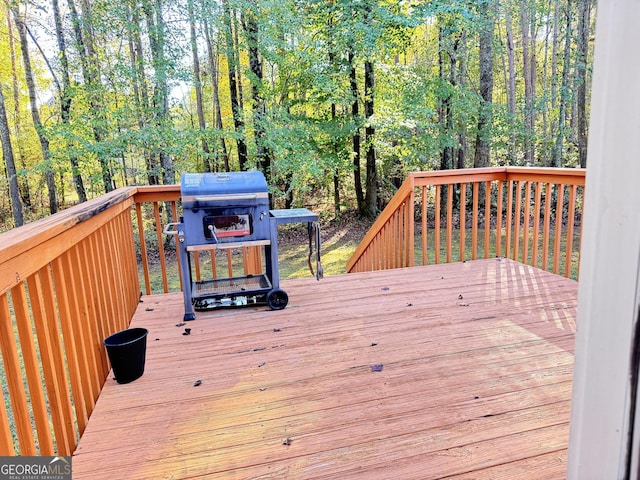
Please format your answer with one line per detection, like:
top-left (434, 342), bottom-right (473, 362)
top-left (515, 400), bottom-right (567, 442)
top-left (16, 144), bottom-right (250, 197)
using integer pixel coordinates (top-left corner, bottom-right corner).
top-left (0, 187), bottom-right (138, 267)
top-left (0, 184), bottom-right (186, 268)
top-left (133, 185), bottom-right (181, 203)
top-left (408, 166), bottom-right (585, 186)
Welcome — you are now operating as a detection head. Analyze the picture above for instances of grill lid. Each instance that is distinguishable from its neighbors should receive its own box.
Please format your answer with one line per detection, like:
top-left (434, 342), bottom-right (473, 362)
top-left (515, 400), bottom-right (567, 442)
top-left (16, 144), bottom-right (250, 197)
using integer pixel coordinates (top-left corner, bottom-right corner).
top-left (181, 172), bottom-right (268, 207)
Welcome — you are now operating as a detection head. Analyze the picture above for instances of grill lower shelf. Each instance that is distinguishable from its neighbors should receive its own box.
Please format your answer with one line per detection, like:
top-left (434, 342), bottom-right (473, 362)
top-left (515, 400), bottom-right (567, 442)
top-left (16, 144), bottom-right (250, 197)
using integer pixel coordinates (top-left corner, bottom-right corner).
top-left (192, 274), bottom-right (272, 299)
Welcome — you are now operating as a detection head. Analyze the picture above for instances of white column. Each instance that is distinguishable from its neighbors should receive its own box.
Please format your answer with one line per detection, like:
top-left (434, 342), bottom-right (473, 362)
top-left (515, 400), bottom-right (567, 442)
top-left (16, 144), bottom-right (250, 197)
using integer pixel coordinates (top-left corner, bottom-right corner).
top-left (567, 1), bottom-right (640, 478)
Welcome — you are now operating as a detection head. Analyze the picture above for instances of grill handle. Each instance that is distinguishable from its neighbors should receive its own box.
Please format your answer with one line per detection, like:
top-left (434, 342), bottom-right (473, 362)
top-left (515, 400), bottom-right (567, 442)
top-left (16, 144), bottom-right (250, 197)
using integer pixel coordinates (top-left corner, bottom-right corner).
top-left (163, 222), bottom-right (180, 236)
top-left (192, 193), bottom-right (259, 202)
top-left (163, 222), bottom-right (186, 243)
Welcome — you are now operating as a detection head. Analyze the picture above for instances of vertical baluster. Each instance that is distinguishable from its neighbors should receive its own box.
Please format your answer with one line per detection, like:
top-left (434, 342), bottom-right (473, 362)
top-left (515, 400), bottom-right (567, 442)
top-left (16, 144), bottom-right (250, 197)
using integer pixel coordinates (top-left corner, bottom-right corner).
top-left (153, 202), bottom-right (169, 292)
top-left (505, 180), bottom-right (514, 258)
top-left (95, 229), bottom-right (118, 351)
top-left (0, 362), bottom-right (14, 455)
top-left (496, 181), bottom-right (503, 257)
top-left (565, 184), bottom-right (578, 278)
top-left (408, 193), bottom-right (415, 267)
top-left (12, 282), bottom-right (54, 455)
top-left (422, 186), bottom-right (428, 265)
top-left (30, 268), bottom-right (76, 455)
top-left (435, 185), bottom-right (441, 264)
top-left (459, 183), bottom-right (466, 262)
top-left (446, 184), bottom-right (453, 263)
top-left (484, 181), bottom-right (491, 258)
top-left (135, 202), bottom-right (152, 295)
top-left (513, 181), bottom-right (522, 261)
top-left (64, 247), bottom-right (98, 417)
top-left (553, 184), bottom-right (565, 274)
top-left (194, 251), bottom-right (202, 281)
top-left (0, 294), bottom-right (37, 455)
top-left (171, 201), bottom-right (183, 290)
top-left (386, 222), bottom-right (392, 269)
top-left (542, 182), bottom-right (552, 271)
top-left (472, 182), bottom-right (479, 260)
top-left (392, 210), bottom-right (398, 268)
top-left (389, 212), bottom-right (395, 269)
top-left (522, 181), bottom-right (532, 264)
top-left (226, 250), bottom-right (233, 277)
top-left (51, 256), bottom-right (89, 435)
top-left (532, 182), bottom-right (542, 268)
top-left (79, 239), bottom-right (107, 388)
top-left (210, 249), bottom-right (217, 279)
top-left (108, 215), bottom-right (127, 328)
top-left (577, 186), bottom-right (584, 279)
top-left (120, 210), bottom-right (141, 314)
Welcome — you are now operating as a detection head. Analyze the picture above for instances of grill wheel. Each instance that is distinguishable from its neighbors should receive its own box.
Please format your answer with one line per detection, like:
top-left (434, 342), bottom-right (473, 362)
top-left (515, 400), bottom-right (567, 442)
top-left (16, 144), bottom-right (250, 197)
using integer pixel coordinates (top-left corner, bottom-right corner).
top-left (267, 289), bottom-right (288, 310)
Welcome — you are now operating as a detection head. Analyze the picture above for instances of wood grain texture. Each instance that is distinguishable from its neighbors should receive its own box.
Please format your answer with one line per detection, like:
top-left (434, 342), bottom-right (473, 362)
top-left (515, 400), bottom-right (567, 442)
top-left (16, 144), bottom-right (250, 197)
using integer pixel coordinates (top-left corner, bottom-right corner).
top-left (73, 259), bottom-right (576, 479)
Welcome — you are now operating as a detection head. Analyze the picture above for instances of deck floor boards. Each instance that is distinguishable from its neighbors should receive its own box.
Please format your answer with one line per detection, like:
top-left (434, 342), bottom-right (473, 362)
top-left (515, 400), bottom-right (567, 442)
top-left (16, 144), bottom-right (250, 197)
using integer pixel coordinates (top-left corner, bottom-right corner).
top-left (73, 259), bottom-right (577, 479)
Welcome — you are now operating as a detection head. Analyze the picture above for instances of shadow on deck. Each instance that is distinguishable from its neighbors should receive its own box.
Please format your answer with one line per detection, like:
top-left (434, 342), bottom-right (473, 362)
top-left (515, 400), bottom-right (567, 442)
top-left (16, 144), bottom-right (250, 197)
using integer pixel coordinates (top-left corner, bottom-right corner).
top-left (73, 258), bottom-right (577, 479)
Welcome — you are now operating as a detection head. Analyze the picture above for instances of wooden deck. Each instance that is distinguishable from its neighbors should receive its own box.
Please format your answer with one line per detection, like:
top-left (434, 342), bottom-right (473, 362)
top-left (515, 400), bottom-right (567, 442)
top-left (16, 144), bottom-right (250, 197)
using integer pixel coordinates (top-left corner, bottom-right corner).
top-left (72, 258), bottom-right (577, 479)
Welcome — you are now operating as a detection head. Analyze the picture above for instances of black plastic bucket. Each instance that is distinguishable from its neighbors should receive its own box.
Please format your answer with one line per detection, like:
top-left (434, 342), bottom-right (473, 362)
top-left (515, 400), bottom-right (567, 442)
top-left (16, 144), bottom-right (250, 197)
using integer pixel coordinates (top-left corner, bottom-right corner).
top-left (104, 328), bottom-right (149, 384)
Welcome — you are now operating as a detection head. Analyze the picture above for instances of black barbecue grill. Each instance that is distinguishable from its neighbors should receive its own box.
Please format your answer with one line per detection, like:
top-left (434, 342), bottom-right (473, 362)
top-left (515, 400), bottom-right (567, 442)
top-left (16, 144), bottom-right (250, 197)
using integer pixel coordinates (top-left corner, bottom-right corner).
top-left (165, 172), bottom-right (322, 321)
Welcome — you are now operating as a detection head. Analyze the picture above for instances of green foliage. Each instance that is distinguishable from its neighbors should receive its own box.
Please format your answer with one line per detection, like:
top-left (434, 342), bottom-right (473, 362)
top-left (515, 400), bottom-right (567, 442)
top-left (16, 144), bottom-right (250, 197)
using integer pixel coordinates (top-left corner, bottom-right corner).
top-left (0, 0), bottom-right (594, 226)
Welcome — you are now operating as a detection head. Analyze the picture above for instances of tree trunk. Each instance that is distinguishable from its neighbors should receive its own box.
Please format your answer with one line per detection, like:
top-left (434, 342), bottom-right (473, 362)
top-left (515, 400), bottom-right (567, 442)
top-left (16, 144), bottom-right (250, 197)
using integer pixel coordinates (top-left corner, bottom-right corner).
top-left (438, 20), bottom-right (455, 173)
top-left (204, 17), bottom-right (229, 172)
top-left (52, 0), bottom-right (87, 202)
top-left (328, 38), bottom-right (341, 216)
top-left (143, 0), bottom-right (174, 184)
top-left (363, 59), bottom-right (377, 217)
top-left (12, 8), bottom-right (58, 214)
top-left (242, 1), bottom-right (272, 178)
top-left (548, 0), bottom-right (561, 167)
top-left (222, 0), bottom-right (248, 170)
top-left (127, 0), bottom-right (158, 185)
top-left (348, 48), bottom-right (364, 213)
top-left (456, 30), bottom-right (467, 171)
top-left (0, 86), bottom-right (24, 227)
top-left (520, 1), bottom-right (535, 165)
top-left (6, 9), bottom-right (31, 208)
top-left (474, 0), bottom-right (494, 171)
top-left (232, 12), bottom-right (245, 116)
top-left (554, 0), bottom-right (573, 167)
top-left (576, 0), bottom-right (591, 168)
top-left (187, 0), bottom-right (212, 172)
top-left (505, 5), bottom-right (517, 164)
top-left (67, 0), bottom-right (113, 192)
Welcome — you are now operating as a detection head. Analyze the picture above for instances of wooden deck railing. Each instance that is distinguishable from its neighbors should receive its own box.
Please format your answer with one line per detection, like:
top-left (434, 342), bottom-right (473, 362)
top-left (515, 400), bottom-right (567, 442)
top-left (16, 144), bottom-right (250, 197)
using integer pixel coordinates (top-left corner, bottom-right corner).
top-left (0, 185), bottom-right (265, 456)
top-left (0, 188), bottom-right (140, 456)
top-left (347, 167), bottom-right (586, 278)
